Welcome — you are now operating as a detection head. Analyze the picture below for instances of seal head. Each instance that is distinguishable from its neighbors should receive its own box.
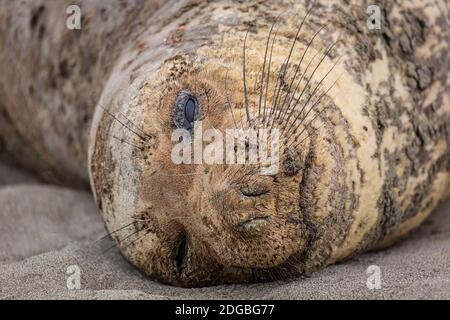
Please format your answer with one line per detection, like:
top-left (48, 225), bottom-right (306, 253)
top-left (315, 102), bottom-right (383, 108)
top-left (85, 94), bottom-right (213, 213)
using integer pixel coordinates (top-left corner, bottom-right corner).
top-left (91, 21), bottom-right (344, 287)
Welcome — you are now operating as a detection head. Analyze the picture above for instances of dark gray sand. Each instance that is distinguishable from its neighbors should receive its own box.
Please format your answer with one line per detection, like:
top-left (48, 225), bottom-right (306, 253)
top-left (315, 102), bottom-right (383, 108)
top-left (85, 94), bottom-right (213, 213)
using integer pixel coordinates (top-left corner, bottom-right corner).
top-left (0, 165), bottom-right (449, 299)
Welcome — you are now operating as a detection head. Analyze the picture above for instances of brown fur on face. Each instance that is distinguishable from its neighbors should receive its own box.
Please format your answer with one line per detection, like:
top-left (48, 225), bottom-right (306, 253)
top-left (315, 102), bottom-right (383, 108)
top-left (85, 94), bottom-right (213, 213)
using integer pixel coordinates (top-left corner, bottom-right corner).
top-left (129, 65), bottom-right (311, 286)
top-left (92, 20), bottom-right (340, 286)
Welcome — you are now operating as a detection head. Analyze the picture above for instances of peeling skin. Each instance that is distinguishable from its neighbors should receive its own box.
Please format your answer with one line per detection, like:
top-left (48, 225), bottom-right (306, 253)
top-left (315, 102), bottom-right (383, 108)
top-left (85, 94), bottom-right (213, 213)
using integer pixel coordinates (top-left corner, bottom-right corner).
top-left (0, 0), bottom-right (449, 287)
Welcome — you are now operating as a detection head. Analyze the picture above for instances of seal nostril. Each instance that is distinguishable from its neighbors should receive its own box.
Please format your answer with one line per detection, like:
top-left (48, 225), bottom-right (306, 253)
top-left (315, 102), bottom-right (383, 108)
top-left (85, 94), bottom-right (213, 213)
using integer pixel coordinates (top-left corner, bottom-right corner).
top-left (241, 186), bottom-right (269, 197)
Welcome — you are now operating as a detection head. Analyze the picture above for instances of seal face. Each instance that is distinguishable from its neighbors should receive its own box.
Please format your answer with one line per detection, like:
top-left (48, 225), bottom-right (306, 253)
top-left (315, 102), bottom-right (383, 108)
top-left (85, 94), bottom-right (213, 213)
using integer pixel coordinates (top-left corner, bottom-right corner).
top-left (93, 20), bottom-right (341, 287)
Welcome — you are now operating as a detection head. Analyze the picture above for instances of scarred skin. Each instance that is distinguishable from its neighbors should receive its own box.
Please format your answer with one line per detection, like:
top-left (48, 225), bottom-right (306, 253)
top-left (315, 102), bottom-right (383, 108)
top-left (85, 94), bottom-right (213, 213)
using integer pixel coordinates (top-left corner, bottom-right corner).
top-left (0, 0), bottom-right (449, 287)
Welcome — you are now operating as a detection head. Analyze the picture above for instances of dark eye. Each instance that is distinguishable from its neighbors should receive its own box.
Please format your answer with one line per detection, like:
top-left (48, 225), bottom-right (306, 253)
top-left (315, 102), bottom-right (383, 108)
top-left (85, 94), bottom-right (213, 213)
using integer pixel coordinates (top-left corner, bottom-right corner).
top-left (173, 90), bottom-right (199, 132)
top-left (184, 99), bottom-right (196, 124)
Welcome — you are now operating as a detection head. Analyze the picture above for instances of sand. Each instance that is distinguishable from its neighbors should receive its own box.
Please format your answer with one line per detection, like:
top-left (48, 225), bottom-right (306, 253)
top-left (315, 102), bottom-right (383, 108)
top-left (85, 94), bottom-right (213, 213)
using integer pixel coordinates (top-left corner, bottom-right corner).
top-left (0, 163), bottom-right (449, 299)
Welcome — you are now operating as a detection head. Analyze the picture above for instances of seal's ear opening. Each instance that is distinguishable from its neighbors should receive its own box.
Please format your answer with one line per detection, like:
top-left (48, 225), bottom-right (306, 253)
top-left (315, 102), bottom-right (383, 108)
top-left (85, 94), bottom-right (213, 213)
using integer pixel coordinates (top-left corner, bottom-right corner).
top-left (172, 232), bottom-right (189, 275)
top-left (173, 90), bottom-right (200, 132)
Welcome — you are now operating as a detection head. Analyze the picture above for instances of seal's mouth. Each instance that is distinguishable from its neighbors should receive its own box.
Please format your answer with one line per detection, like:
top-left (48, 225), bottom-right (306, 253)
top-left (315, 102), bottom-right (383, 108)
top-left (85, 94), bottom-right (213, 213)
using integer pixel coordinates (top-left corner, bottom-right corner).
top-left (236, 214), bottom-right (271, 231)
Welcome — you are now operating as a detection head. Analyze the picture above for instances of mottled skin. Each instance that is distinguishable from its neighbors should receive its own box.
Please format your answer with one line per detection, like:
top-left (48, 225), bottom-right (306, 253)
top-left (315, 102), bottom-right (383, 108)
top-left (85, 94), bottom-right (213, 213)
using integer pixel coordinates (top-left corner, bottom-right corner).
top-left (0, 0), bottom-right (449, 287)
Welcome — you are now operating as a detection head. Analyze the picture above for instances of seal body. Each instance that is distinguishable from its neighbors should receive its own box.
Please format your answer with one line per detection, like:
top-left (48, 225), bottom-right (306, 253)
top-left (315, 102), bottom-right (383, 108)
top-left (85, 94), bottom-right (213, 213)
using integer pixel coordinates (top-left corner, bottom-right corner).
top-left (0, 0), bottom-right (449, 286)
